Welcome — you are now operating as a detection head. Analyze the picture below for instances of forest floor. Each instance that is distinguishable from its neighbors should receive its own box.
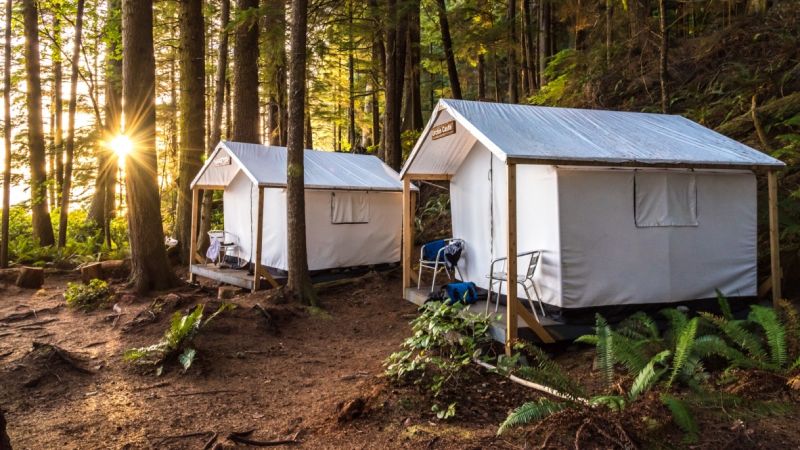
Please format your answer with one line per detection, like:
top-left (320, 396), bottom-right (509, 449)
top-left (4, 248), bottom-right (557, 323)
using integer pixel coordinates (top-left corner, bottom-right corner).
top-left (1, 270), bottom-right (800, 449)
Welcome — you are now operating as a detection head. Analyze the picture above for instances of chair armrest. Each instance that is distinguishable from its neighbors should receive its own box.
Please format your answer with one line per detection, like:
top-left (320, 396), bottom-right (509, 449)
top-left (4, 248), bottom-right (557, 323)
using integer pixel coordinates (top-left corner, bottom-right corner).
top-left (489, 256), bottom-right (508, 274)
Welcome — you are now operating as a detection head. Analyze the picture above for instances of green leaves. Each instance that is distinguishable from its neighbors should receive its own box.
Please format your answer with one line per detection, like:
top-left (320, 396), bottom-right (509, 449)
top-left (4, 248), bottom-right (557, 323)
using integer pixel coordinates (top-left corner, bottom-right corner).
top-left (497, 399), bottom-right (567, 435)
top-left (64, 278), bottom-right (112, 311)
top-left (749, 305), bottom-right (787, 368)
top-left (668, 317), bottom-right (699, 388)
top-left (661, 394), bottom-right (698, 443)
top-left (629, 349), bottom-right (670, 400)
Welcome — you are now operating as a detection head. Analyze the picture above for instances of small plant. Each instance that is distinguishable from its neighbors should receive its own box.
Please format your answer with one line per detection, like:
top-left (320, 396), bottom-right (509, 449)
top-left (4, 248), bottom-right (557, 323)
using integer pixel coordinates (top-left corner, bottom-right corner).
top-left (384, 301), bottom-right (496, 418)
top-left (124, 302), bottom-right (235, 374)
top-left (65, 279), bottom-right (112, 311)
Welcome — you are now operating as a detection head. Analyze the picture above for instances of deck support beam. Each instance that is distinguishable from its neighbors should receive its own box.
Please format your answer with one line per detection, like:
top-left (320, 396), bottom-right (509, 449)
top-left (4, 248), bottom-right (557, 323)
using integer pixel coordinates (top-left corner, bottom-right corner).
top-left (402, 177), bottom-right (413, 289)
top-left (768, 170), bottom-right (782, 307)
top-left (506, 164), bottom-right (518, 355)
top-left (253, 187), bottom-right (265, 293)
top-left (189, 187), bottom-right (199, 283)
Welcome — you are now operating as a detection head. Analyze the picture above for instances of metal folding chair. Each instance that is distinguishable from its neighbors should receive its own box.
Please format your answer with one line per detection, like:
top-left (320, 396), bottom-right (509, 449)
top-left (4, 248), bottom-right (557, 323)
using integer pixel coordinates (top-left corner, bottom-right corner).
top-left (207, 230), bottom-right (238, 266)
top-left (417, 238), bottom-right (465, 292)
top-left (485, 250), bottom-right (546, 318)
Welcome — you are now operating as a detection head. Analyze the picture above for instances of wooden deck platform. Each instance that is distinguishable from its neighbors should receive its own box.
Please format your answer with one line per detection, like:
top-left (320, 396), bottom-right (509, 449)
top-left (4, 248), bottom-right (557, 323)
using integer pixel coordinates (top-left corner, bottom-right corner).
top-left (190, 263), bottom-right (284, 290)
top-left (403, 287), bottom-right (589, 343)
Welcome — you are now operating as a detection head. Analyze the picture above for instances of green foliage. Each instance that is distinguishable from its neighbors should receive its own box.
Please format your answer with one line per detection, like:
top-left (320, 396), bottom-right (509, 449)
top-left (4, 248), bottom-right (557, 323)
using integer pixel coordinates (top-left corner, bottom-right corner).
top-left (124, 303), bottom-right (235, 373)
top-left (497, 399), bottom-right (567, 435)
top-left (385, 301), bottom-right (495, 418)
top-left (64, 279), bottom-right (112, 311)
top-left (661, 394), bottom-right (698, 443)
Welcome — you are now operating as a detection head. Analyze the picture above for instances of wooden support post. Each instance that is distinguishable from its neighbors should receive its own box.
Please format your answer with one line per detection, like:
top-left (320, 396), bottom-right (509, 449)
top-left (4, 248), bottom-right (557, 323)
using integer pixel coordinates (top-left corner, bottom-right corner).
top-left (768, 170), bottom-right (782, 307)
top-left (189, 187), bottom-right (199, 283)
top-left (409, 189), bottom-right (419, 284)
top-left (506, 163), bottom-right (518, 355)
top-left (402, 177), bottom-right (413, 290)
top-left (253, 186), bottom-right (265, 293)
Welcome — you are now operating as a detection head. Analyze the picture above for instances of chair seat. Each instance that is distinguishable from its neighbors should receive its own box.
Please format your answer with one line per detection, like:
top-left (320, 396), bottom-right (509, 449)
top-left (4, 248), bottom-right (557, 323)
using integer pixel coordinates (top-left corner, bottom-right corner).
top-left (420, 259), bottom-right (444, 265)
top-left (486, 272), bottom-right (527, 283)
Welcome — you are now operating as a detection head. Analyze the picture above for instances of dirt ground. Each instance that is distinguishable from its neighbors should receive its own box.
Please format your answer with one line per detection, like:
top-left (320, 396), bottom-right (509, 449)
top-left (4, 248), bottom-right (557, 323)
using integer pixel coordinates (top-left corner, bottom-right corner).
top-left (2, 270), bottom-right (800, 449)
top-left (0, 270), bottom-right (536, 449)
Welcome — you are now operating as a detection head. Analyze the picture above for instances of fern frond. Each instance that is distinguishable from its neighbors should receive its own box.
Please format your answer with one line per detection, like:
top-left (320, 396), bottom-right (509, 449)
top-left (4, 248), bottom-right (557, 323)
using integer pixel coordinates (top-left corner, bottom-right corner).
top-left (497, 399), bottom-right (567, 435)
top-left (589, 395), bottom-right (627, 412)
top-left (629, 349), bottom-right (670, 400)
top-left (693, 335), bottom-right (756, 369)
top-left (608, 332), bottom-right (649, 375)
top-left (617, 311), bottom-right (660, 340)
top-left (661, 394), bottom-right (698, 442)
top-left (515, 342), bottom-right (587, 400)
top-left (575, 334), bottom-right (598, 345)
top-left (595, 314), bottom-right (615, 388)
top-left (702, 312), bottom-right (765, 361)
top-left (667, 317), bottom-right (698, 388)
top-left (777, 299), bottom-right (800, 360)
top-left (749, 305), bottom-right (787, 368)
top-left (660, 308), bottom-right (688, 346)
top-left (715, 289), bottom-right (734, 320)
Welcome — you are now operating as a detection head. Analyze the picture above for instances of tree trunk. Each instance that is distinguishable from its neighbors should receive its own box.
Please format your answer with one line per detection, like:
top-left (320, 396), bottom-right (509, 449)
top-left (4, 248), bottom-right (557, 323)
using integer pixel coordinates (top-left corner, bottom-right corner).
top-left (1, 0), bottom-right (12, 267)
top-left (286, 0), bottom-right (317, 305)
top-left (605, 0), bottom-right (612, 66)
top-left (88, 0), bottom-right (121, 246)
top-left (368, 0), bottom-right (383, 157)
top-left (402, 0), bottom-right (423, 131)
top-left (523, 0), bottom-right (537, 92)
top-left (232, 0), bottom-right (260, 143)
top-left (538, 0), bottom-right (550, 87)
top-left (658, 0), bottom-right (669, 113)
top-left (121, 0), bottom-right (176, 293)
top-left (264, 0), bottom-right (287, 146)
top-left (52, 14), bottom-right (64, 209)
top-left (347, 0), bottom-right (357, 149)
top-left (507, 0), bottom-right (518, 103)
top-left (305, 87), bottom-right (313, 149)
top-left (197, 0), bottom-right (229, 256)
top-left (23, 0), bottom-right (55, 247)
top-left (385, 0), bottom-right (408, 170)
top-left (435, 0), bottom-right (461, 99)
top-left (57, 0), bottom-right (85, 248)
top-left (175, 0), bottom-right (206, 263)
top-left (0, 406), bottom-right (10, 450)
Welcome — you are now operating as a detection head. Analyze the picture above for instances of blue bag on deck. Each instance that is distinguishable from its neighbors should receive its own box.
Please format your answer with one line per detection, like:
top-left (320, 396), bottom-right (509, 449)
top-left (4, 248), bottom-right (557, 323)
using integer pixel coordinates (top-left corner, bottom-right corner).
top-left (444, 282), bottom-right (478, 305)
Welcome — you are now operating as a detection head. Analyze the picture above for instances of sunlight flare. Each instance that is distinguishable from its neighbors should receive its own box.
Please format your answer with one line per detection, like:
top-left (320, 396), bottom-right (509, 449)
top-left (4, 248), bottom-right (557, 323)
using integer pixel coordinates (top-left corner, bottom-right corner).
top-left (109, 134), bottom-right (133, 159)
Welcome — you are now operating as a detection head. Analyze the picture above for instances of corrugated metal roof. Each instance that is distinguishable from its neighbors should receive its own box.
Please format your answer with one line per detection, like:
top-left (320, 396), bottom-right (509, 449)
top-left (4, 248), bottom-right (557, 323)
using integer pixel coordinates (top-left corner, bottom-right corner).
top-left (402, 99), bottom-right (783, 176)
top-left (192, 141), bottom-right (412, 191)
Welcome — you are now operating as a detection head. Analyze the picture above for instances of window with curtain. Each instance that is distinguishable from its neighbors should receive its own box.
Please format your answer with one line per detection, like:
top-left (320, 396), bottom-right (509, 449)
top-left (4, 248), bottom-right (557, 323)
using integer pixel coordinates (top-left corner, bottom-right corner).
top-left (330, 191), bottom-right (370, 224)
top-left (634, 171), bottom-right (698, 227)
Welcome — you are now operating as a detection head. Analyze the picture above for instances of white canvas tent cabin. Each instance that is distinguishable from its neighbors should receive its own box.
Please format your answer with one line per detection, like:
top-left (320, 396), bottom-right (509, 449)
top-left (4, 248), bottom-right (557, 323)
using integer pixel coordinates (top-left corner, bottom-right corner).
top-left (189, 141), bottom-right (415, 291)
top-left (400, 99), bottom-right (785, 348)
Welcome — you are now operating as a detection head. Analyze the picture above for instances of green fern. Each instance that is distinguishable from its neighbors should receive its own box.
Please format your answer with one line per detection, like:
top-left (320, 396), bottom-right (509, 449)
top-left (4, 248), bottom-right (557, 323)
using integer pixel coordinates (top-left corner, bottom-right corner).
top-left (617, 311), bottom-right (660, 341)
top-left (513, 342), bottom-right (587, 400)
top-left (595, 315), bottom-right (615, 388)
top-left (497, 399), bottom-right (567, 435)
top-left (608, 332), bottom-right (649, 374)
top-left (715, 289), bottom-right (734, 320)
top-left (701, 312), bottom-right (765, 361)
top-left (589, 395), bottom-right (627, 411)
top-left (629, 349), bottom-right (671, 400)
top-left (660, 308), bottom-right (688, 345)
top-left (661, 394), bottom-right (698, 443)
top-left (692, 335), bottom-right (755, 368)
top-left (748, 305), bottom-right (787, 368)
top-left (667, 318), bottom-right (699, 387)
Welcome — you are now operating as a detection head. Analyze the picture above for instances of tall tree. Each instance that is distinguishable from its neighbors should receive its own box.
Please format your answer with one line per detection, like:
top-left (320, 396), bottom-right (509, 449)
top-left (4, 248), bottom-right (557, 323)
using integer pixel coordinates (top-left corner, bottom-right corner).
top-left (52, 10), bottom-right (64, 208)
top-left (286, 0), bottom-right (317, 305)
top-left (658, 0), bottom-right (669, 113)
top-left (367, 0), bottom-right (384, 156)
top-left (23, 0), bottom-right (55, 246)
top-left (122, 0), bottom-right (176, 292)
top-left (264, 0), bottom-right (287, 146)
top-left (175, 0), bottom-right (206, 263)
top-left (507, 0), bottom-right (518, 103)
top-left (402, 0), bottom-right (423, 131)
top-left (1, 0), bottom-right (12, 267)
top-left (88, 0), bottom-right (122, 246)
top-left (197, 0), bottom-right (229, 255)
top-left (538, 0), bottom-right (551, 87)
top-left (232, 0), bottom-right (260, 143)
top-left (57, 0), bottom-right (85, 247)
top-left (435, 0), bottom-right (461, 99)
top-left (384, 0), bottom-right (407, 170)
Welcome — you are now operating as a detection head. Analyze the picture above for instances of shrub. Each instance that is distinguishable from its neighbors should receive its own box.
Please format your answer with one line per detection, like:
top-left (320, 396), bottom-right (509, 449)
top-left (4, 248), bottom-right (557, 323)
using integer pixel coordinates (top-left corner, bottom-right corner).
top-left (384, 301), bottom-right (496, 418)
top-left (64, 279), bottom-right (112, 311)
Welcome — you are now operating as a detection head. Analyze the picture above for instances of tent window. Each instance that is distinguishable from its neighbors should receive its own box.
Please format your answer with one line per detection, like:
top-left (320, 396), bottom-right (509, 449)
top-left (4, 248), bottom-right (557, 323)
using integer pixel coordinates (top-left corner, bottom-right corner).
top-left (634, 172), bottom-right (698, 227)
top-left (331, 191), bottom-right (370, 224)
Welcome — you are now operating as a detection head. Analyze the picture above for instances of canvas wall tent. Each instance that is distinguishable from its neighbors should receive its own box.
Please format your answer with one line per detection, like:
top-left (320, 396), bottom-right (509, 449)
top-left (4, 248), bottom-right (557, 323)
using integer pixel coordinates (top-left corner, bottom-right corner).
top-left (190, 141), bottom-right (415, 290)
top-left (400, 99), bottom-right (784, 347)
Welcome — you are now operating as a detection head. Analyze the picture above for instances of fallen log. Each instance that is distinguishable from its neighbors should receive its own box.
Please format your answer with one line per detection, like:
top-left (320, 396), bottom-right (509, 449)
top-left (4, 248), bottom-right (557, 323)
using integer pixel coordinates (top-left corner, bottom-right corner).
top-left (15, 267), bottom-right (44, 289)
top-left (0, 306), bottom-right (62, 324)
top-left (227, 430), bottom-right (300, 447)
top-left (716, 91), bottom-right (800, 139)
